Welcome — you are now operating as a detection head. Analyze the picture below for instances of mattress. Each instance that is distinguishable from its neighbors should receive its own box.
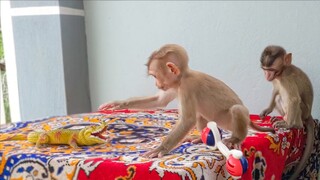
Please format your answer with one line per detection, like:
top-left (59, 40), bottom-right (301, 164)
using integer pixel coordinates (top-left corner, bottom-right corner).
top-left (0, 109), bottom-right (319, 180)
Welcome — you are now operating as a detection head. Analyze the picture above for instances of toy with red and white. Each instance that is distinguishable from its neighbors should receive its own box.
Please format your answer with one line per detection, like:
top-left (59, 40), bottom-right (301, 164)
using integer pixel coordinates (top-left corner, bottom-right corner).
top-left (201, 121), bottom-right (248, 179)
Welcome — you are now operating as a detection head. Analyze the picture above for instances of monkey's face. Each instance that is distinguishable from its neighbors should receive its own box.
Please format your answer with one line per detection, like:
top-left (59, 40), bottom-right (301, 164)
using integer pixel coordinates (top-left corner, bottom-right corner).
top-left (262, 69), bottom-right (277, 81)
top-left (154, 73), bottom-right (167, 90)
top-left (150, 70), bottom-right (177, 91)
top-left (261, 57), bottom-right (284, 81)
top-left (148, 60), bottom-right (179, 91)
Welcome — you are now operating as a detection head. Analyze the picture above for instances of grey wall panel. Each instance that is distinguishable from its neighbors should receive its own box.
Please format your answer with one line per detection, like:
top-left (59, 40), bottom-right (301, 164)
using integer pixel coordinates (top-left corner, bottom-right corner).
top-left (8, 0), bottom-right (90, 121)
top-left (11, 0), bottom-right (84, 9)
top-left (12, 15), bottom-right (67, 121)
top-left (59, 0), bottom-right (84, 9)
top-left (60, 15), bottom-right (91, 114)
top-left (11, 0), bottom-right (59, 8)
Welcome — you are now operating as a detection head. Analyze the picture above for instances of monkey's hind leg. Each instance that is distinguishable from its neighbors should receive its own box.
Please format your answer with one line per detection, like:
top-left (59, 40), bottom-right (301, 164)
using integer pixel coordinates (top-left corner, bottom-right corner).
top-left (223, 104), bottom-right (249, 147)
top-left (183, 115), bottom-right (208, 144)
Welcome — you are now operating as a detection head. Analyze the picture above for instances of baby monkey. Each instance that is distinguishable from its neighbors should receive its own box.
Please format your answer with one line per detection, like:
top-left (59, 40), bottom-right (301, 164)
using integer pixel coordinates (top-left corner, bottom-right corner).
top-left (99, 44), bottom-right (273, 158)
top-left (259, 45), bottom-right (315, 180)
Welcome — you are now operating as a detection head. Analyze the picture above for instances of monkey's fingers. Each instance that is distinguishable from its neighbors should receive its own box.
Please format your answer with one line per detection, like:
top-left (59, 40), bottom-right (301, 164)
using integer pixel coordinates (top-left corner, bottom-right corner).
top-left (259, 112), bottom-right (268, 119)
top-left (222, 139), bottom-right (235, 149)
top-left (141, 149), bottom-right (160, 158)
top-left (271, 117), bottom-right (281, 129)
top-left (270, 116), bottom-right (281, 123)
top-left (158, 150), bottom-right (170, 158)
top-left (260, 108), bottom-right (273, 119)
top-left (141, 148), bottom-right (158, 158)
top-left (147, 152), bottom-right (159, 158)
top-left (98, 104), bottom-right (105, 110)
top-left (141, 151), bottom-right (151, 158)
top-left (110, 104), bottom-right (122, 110)
top-left (222, 137), bottom-right (241, 149)
top-left (98, 103), bottom-right (115, 111)
top-left (272, 120), bottom-right (289, 129)
top-left (98, 104), bottom-right (108, 111)
top-left (142, 145), bottom-right (170, 158)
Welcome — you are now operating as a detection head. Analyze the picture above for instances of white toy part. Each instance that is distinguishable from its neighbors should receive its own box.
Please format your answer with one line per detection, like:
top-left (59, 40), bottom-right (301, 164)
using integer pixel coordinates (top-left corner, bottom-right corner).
top-left (205, 121), bottom-right (248, 179)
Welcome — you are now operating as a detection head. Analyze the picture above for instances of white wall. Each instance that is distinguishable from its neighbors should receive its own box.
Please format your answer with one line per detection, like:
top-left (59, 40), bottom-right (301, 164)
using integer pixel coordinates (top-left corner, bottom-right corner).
top-left (84, 1), bottom-right (320, 119)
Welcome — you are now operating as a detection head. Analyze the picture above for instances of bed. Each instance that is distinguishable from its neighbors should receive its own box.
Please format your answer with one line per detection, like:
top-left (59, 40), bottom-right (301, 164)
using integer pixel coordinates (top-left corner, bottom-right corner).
top-left (0, 109), bottom-right (319, 180)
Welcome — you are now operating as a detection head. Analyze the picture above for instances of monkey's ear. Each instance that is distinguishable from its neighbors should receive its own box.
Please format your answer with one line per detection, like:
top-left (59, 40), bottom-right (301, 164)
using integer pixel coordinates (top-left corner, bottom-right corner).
top-left (284, 53), bottom-right (292, 65)
top-left (166, 62), bottom-right (180, 75)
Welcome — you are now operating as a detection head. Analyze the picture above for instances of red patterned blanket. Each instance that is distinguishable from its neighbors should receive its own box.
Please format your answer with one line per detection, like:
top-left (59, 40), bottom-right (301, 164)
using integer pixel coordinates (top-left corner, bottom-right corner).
top-left (0, 109), bottom-right (319, 180)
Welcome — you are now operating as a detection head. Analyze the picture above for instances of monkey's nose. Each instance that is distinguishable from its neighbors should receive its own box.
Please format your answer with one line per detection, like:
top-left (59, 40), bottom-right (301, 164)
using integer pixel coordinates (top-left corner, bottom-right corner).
top-left (158, 86), bottom-right (165, 90)
top-left (156, 83), bottom-right (164, 89)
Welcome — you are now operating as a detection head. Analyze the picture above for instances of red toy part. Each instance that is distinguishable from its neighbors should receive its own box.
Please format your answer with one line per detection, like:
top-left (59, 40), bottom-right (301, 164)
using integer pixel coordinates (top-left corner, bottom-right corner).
top-left (201, 127), bottom-right (216, 146)
top-left (226, 154), bottom-right (248, 178)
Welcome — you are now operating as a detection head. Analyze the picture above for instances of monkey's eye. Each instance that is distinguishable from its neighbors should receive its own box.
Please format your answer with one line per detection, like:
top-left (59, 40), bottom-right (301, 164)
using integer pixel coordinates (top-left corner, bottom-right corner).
top-left (261, 67), bottom-right (278, 72)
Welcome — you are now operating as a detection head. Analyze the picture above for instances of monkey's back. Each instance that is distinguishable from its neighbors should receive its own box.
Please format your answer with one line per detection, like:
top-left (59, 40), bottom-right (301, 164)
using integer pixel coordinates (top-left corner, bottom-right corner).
top-left (184, 70), bottom-right (244, 110)
top-left (283, 65), bottom-right (314, 116)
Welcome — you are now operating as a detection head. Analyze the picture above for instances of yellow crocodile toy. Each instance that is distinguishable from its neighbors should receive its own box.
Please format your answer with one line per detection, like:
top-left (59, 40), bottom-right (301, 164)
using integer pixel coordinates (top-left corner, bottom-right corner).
top-left (0, 121), bottom-right (108, 148)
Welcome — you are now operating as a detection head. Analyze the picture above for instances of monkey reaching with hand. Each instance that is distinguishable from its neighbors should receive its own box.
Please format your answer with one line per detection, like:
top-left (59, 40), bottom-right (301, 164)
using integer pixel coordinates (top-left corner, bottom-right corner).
top-left (259, 45), bottom-right (315, 180)
top-left (99, 44), bottom-right (274, 158)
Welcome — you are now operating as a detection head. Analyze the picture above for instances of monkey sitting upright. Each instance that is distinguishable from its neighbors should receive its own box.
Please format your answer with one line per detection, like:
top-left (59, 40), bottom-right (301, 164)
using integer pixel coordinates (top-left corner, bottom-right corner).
top-left (99, 44), bottom-right (274, 158)
top-left (259, 45), bottom-right (315, 180)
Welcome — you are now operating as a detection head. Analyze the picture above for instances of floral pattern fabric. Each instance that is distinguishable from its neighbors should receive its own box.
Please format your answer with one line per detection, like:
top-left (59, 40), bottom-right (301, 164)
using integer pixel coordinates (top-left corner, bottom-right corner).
top-left (0, 109), bottom-right (319, 180)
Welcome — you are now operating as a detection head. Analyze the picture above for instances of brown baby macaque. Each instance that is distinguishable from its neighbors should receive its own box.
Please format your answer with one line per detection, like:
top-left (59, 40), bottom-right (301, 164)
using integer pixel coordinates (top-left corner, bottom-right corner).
top-left (259, 45), bottom-right (315, 180)
top-left (99, 44), bottom-right (274, 158)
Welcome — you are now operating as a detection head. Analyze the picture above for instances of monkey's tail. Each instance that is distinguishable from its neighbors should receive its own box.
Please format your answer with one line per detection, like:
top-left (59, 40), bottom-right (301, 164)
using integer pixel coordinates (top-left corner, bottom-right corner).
top-left (288, 116), bottom-right (315, 180)
top-left (0, 133), bottom-right (28, 141)
top-left (249, 121), bottom-right (275, 133)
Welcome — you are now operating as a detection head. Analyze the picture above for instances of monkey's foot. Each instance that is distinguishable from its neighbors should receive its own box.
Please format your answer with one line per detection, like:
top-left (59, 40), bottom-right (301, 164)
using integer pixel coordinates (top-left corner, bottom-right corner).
top-left (272, 118), bottom-right (289, 129)
top-left (270, 116), bottom-right (281, 123)
top-left (222, 137), bottom-right (241, 149)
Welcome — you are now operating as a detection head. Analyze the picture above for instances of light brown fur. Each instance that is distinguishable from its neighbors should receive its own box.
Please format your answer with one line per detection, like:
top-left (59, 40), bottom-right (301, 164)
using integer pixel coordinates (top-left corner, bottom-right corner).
top-left (99, 44), bottom-right (273, 158)
top-left (259, 45), bottom-right (314, 180)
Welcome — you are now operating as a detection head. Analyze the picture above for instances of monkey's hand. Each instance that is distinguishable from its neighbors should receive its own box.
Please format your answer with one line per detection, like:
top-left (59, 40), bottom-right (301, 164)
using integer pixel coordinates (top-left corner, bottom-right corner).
top-left (141, 144), bottom-right (170, 158)
top-left (98, 100), bottom-right (127, 111)
top-left (259, 108), bottom-right (273, 119)
top-left (271, 117), bottom-right (289, 129)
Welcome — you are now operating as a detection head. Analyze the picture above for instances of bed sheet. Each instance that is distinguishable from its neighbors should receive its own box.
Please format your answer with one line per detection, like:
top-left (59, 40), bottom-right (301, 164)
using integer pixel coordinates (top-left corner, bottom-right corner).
top-left (0, 109), bottom-right (319, 180)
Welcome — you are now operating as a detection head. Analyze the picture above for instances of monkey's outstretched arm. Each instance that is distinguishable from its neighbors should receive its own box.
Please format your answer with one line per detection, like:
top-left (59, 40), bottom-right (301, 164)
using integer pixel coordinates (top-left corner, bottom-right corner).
top-left (142, 93), bottom-right (196, 158)
top-left (98, 89), bottom-right (176, 110)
